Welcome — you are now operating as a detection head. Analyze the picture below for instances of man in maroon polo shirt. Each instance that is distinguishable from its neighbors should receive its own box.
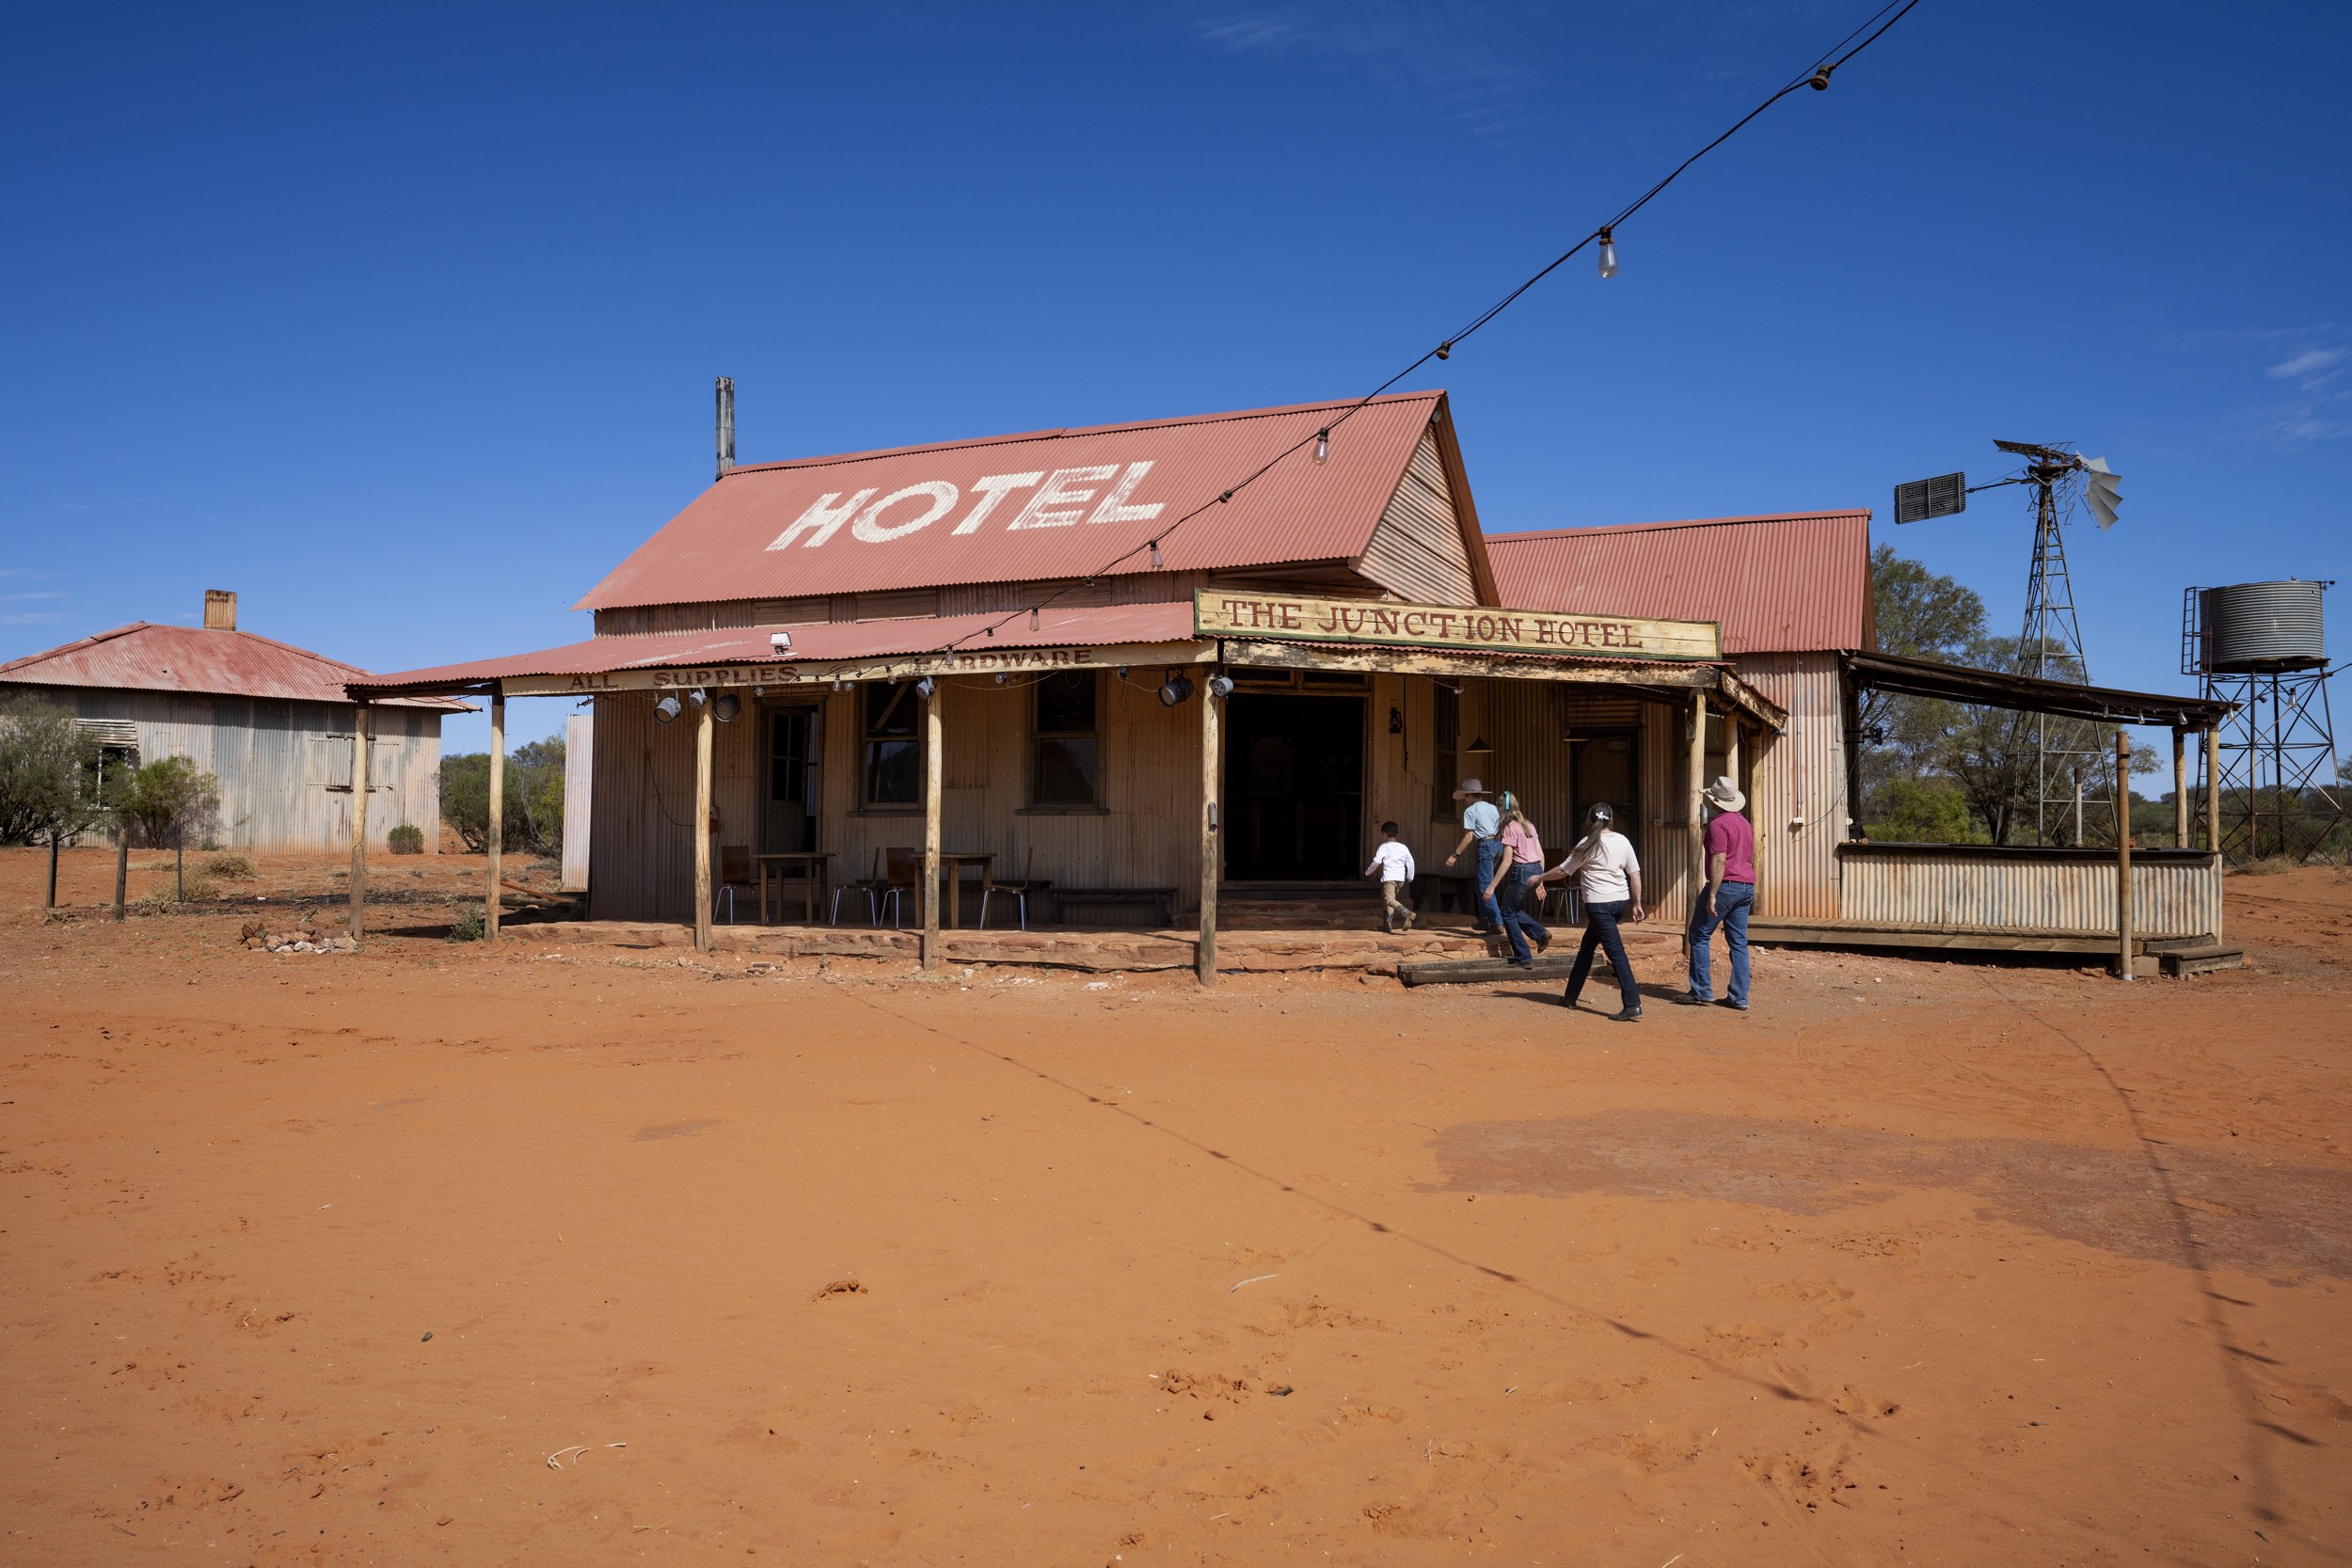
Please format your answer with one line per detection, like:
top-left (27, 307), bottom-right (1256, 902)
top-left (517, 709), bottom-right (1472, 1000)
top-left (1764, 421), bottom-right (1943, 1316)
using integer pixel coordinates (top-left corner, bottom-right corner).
top-left (1681, 775), bottom-right (1756, 1010)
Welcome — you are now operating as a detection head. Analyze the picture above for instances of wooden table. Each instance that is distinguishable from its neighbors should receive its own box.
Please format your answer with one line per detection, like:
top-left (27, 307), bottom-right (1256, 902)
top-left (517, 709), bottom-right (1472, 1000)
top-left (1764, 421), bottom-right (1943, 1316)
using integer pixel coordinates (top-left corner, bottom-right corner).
top-left (934, 851), bottom-right (993, 928)
top-left (756, 851), bottom-right (834, 924)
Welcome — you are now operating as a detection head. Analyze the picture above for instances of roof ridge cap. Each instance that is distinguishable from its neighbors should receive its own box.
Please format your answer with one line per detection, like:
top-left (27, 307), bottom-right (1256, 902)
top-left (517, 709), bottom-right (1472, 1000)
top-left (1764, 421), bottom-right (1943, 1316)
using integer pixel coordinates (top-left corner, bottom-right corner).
top-left (721, 391), bottom-right (1445, 477)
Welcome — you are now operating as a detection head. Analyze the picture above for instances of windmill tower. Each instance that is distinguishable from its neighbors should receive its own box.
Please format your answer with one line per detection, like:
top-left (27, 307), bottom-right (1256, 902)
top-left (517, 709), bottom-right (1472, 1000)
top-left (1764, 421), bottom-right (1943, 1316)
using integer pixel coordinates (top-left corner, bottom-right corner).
top-left (1896, 440), bottom-right (2124, 844)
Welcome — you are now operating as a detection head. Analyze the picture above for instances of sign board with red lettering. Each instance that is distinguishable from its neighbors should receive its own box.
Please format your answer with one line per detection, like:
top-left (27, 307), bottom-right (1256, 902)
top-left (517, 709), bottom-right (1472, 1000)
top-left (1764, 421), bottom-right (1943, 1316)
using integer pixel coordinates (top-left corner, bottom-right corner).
top-left (1193, 591), bottom-right (1719, 662)
top-left (498, 640), bottom-right (1215, 698)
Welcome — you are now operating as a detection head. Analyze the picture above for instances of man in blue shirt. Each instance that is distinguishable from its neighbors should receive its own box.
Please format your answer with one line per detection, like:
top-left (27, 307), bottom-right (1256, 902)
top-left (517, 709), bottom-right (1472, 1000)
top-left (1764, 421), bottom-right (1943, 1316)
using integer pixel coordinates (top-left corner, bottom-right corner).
top-left (1442, 778), bottom-right (1505, 943)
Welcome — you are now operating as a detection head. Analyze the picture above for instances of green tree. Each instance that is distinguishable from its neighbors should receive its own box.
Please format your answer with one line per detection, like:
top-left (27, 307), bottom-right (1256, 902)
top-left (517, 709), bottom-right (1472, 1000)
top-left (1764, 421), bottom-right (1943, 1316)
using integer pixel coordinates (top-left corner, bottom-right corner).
top-left (440, 737), bottom-right (564, 856)
top-left (112, 755), bottom-right (221, 850)
top-left (0, 694), bottom-right (105, 847)
top-left (1859, 547), bottom-right (1989, 838)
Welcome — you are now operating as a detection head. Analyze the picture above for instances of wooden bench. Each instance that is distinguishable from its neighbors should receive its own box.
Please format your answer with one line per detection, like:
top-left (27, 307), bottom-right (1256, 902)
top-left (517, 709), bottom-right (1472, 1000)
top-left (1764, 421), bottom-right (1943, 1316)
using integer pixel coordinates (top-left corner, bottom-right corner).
top-left (1051, 887), bottom-right (1180, 927)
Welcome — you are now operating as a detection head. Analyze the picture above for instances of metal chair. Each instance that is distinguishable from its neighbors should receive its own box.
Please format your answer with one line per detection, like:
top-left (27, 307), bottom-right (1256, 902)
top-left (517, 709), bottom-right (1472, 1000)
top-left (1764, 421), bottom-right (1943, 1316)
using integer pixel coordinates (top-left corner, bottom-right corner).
top-left (978, 847), bottom-right (1043, 931)
top-left (880, 847), bottom-right (923, 927)
top-left (831, 847), bottom-right (886, 926)
top-left (713, 846), bottom-right (755, 924)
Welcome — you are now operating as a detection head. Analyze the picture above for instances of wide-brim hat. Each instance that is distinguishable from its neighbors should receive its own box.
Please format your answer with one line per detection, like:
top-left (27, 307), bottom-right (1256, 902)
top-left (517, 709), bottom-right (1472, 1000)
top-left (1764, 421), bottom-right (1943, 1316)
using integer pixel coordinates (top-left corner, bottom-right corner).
top-left (1452, 778), bottom-right (1488, 800)
top-left (1704, 775), bottom-right (1746, 812)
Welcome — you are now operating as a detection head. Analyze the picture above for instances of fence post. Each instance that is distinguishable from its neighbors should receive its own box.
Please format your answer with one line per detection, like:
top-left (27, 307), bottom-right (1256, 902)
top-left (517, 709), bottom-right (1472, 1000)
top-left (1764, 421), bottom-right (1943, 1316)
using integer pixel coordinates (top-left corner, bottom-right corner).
top-left (2114, 729), bottom-right (2133, 981)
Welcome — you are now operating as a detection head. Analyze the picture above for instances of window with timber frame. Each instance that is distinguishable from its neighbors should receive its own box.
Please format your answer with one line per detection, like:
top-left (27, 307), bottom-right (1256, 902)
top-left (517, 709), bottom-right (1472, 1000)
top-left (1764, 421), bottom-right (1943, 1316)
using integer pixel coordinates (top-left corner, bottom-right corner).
top-left (1029, 671), bottom-right (1101, 808)
top-left (860, 681), bottom-right (923, 808)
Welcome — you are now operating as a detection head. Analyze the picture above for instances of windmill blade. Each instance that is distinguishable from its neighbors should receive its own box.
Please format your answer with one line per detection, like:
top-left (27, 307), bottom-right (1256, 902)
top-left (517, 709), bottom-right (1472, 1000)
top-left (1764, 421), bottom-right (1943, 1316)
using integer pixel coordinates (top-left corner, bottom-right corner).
top-left (2081, 455), bottom-right (2122, 529)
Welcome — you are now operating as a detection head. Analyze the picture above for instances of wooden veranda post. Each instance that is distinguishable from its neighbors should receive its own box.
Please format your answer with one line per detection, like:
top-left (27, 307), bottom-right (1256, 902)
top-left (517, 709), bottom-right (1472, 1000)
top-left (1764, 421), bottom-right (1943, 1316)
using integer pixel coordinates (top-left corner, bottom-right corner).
top-left (921, 681), bottom-right (942, 971)
top-left (2114, 730), bottom-right (2134, 981)
top-left (349, 704), bottom-right (372, 938)
top-left (485, 691), bottom-right (504, 942)
top-left (1687, 690), bottom-right (1707, 912)
top-left (2203, 726), bottom-right (2221, 854)
top-left (1198, 682), bottom-right (1221, 986)
top-left (2171, 729), bottom-right (2189, 847)
top-left (692, 695), bottom-right (714, 954)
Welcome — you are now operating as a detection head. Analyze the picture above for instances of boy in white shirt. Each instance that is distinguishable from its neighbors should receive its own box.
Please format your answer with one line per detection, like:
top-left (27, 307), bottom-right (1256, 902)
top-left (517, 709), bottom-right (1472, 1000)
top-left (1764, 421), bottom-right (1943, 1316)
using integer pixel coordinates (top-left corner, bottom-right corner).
top-left (1364, 820), bottom-right (1417, 933)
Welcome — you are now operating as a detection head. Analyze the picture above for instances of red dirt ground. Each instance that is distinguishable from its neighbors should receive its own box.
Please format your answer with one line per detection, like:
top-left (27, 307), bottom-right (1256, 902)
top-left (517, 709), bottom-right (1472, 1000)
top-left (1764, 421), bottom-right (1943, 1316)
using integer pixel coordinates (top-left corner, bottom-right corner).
top-left (4, 847), bottom-right (2348, 1565)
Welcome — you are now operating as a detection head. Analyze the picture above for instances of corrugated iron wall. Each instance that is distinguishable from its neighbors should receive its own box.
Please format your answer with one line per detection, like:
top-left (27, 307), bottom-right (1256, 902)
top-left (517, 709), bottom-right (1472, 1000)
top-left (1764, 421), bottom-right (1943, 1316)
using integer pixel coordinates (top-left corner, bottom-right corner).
top-left (31, 685), bottom-right (440, 851)
top-left (1837, 848), bottom-right (2221, 939)
top-left (590, 676), bottom-right (1211, 924)
top-left (1733, 653), bottom-right (1846, 920)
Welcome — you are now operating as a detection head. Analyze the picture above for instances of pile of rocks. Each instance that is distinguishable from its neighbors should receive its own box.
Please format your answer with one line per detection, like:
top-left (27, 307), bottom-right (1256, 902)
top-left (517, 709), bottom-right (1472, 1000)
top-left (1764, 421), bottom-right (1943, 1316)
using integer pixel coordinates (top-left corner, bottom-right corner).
top-left (239, 920), bottom-right (358, 955)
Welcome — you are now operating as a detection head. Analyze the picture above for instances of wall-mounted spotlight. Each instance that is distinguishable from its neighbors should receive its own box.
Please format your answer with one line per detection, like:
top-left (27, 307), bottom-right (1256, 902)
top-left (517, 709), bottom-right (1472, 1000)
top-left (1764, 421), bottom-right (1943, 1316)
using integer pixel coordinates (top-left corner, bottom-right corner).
top-left (653, 694), bottom-right (683, 725)
top-left (994, 672), bottom-right (1009, 685)
top-left (1157, 673), bottom-right (1195, 707)
top-left (713, 693), bottom-right (741, 723)
top-left (1206, 673), bottom-right (1234, 700)
top-left (914, 675), bottom-right (935, 700)
top-left (688, 688), bottom-right (708, 708)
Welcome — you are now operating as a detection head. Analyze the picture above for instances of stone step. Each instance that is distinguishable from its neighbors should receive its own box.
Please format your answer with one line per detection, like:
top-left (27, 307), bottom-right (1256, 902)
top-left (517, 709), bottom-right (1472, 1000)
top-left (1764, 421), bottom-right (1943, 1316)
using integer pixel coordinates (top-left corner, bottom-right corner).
top-left (2158, 943), bottom-right (2244, 976)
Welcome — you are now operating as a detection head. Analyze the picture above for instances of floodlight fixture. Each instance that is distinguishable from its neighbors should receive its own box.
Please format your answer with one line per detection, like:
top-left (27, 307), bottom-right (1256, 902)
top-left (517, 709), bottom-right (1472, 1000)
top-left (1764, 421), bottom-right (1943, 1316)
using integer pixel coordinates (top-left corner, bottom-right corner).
top-left (653, 694), bottom-right (683, 725)
top-left (1207, 673), bottom-right (1235, 699)
top-left (713, 693), bottom-right (741, 722)
top-left (914, 675), bottom-right (936, 700)
top-left (769, 630), bottom-right (792, 654)
top-left (1158, 673), bottom-right (1195, 707)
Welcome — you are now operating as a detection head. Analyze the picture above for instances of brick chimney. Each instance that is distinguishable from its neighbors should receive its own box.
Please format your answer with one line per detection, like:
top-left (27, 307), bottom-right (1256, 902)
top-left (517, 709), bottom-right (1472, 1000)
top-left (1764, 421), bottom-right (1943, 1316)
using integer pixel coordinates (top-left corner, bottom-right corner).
top-left (203, 589), bottom-right (237, 631)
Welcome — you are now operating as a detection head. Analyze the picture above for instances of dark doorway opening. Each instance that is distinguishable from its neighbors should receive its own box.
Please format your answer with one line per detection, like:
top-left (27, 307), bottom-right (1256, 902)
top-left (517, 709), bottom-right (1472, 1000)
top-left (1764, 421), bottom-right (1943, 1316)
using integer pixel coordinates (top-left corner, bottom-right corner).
top-left (761, 705), bottom-right (821, 854)
top-left (1223, 693), bottom-right (1364, 881)
top-left (1571, 730), bottom-right (1641, 869)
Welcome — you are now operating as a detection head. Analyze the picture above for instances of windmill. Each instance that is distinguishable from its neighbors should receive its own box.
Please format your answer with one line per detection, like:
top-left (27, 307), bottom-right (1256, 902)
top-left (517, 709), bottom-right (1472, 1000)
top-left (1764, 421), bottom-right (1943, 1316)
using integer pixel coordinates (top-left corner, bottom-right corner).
top-left (1894, 440), bottom-right (2124, 844)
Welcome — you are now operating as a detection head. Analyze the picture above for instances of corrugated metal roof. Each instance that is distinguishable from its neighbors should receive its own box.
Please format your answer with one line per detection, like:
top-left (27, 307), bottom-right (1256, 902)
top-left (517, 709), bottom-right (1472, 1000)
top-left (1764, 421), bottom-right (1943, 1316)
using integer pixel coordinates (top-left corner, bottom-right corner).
top-left (576, 393), bottom-right (1447, 611)
top-left (1485, 511), bottom-right (1871, 654)
top-left (0, 623), bottom-right (470, 710)
top-left (349, 602), bottom-right (1203, 694)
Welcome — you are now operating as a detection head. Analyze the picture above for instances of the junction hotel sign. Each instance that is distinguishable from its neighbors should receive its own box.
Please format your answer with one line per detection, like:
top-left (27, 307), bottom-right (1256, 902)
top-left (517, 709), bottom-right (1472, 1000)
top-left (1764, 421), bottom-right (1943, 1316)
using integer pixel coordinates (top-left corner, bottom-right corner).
top-left (1194, 590), bottom-right (1722, 662)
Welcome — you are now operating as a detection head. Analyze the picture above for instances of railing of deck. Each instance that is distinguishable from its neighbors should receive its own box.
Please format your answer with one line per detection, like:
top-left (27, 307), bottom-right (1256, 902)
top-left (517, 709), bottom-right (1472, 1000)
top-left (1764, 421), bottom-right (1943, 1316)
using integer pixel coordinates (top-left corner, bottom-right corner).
top-left (1836, 843), bottom-right (2223, 941)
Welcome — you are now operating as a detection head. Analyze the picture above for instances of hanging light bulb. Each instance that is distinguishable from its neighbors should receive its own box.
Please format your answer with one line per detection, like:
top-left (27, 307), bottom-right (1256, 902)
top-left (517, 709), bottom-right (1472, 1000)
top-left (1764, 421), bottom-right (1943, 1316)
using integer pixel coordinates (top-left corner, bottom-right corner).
top-left (1028, 607), bottom-right (1040, 631)
top-left (1435, 341), bottom-right (1452, 361)
top-left (1149, 540), bottom-right (1163, 568)
top-left (1312, 429), bottom-right (1329, 465)
top-left (1597, 227), bottom-right (1617, 279)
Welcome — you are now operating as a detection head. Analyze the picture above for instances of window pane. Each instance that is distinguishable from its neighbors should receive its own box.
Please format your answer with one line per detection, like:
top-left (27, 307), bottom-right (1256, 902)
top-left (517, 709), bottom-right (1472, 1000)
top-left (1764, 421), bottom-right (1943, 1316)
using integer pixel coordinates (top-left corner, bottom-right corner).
top-left (1035, 671), bottom-right (1096, 735)
top-left (864, 681), bottom-right (918, 738)
top-left (865, 738), bottom-right (919, 805)
top-left (1033, 736), bottom-right (1096, 805)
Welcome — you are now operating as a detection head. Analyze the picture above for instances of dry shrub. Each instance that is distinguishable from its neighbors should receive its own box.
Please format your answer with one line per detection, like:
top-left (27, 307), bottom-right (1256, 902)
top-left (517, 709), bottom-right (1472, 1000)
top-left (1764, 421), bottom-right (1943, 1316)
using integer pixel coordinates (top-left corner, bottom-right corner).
top-left (204, 852), bottom-right (256, 880)
top-left (2235, 856), bottom-right (2300, 877)
top-left (388, 824), bottom-right (424, 855)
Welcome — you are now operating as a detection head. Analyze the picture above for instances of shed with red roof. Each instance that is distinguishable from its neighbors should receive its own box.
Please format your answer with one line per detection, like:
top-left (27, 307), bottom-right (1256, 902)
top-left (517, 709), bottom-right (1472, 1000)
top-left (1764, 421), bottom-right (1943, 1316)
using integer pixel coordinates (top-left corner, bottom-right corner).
top-left (1, 592), bottom-right (466, 852)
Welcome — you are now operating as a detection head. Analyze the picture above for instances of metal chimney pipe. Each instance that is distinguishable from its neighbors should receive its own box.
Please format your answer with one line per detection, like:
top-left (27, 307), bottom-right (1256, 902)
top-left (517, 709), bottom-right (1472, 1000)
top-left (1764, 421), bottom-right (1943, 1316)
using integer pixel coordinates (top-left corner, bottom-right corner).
top-left (715, 376), bottom-right (736, 481)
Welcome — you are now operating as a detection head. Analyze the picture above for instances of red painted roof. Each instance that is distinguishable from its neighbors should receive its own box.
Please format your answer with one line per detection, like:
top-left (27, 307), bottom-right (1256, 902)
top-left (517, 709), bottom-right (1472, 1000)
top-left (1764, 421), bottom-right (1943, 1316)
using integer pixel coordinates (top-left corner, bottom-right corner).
top-left (0, 623), bottom-right (470, 710)
top-left (1485, 511), bottom-right (1871, 654)
top-left (349, 602), bottom-right (1202, 694)
top-left (576, 393), bottom-right (1448, 611)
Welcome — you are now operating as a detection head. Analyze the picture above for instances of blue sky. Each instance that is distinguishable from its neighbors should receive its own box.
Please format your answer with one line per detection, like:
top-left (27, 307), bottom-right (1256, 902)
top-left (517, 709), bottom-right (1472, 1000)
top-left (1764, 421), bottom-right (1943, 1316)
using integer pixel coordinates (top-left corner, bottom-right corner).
top-left (4, 1), bottom-right (2346, 762)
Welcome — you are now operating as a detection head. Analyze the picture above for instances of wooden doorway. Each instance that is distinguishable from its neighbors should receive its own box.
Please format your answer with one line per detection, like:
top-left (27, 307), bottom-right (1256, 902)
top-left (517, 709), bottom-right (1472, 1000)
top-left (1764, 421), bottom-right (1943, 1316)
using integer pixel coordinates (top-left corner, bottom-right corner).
top-left (1222, 693), bottom-right (1365, 881)
top-left (761, 704), bottom-right (821, 854)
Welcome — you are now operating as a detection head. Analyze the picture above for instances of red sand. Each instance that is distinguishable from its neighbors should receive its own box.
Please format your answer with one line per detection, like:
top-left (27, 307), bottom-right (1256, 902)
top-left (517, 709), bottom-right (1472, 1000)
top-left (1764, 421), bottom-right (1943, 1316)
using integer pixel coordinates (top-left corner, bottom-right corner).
top-left (3, 847), bottom-right (2347, 1564)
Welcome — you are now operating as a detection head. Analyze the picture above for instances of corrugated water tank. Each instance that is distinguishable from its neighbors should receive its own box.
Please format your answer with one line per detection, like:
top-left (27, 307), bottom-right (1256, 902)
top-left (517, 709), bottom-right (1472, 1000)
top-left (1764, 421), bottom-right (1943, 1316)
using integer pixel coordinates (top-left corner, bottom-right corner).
top-left (2201, 580), bottom-right (2327, 671)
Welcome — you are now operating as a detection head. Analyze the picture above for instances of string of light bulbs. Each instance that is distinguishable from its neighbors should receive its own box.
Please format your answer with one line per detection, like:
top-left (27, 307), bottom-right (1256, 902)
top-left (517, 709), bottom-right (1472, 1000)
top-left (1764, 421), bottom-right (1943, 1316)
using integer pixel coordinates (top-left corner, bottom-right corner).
top-left (934, 0), bottom-right (1926, 658)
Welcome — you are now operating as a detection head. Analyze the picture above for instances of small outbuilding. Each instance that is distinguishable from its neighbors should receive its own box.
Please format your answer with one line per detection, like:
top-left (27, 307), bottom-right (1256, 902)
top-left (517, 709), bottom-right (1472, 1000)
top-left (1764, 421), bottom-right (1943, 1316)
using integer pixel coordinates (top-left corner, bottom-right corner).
top-left (0, 591), bottom-right (465, 851)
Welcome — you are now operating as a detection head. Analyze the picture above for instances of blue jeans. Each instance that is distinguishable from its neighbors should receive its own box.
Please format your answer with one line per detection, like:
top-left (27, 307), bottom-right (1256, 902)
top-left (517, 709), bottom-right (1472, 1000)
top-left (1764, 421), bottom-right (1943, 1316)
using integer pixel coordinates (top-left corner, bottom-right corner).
top-left (1687, 881), bottom-right (1753, 1005)
top-left (1472, 838), bottom-right (1506, 932)
top-left (1567, 899), bottom-right (1641, 1012)
top-left (1498, 860), bottom-right (1549, 963)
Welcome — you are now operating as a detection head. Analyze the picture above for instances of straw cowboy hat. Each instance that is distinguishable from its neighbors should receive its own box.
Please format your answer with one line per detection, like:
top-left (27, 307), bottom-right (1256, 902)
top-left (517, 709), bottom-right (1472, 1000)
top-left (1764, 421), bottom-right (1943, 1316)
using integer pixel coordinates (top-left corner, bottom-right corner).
top-left (1451, 778), bottom-right (1489, 800)
top-left (1704, 775), bottom-right (1746, 813)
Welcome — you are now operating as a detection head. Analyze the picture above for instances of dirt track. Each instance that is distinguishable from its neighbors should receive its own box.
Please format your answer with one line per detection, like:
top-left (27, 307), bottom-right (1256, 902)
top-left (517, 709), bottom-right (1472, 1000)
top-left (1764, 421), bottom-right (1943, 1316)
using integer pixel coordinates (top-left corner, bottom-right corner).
top-left (4, 847), bottom-right (2348, 1565)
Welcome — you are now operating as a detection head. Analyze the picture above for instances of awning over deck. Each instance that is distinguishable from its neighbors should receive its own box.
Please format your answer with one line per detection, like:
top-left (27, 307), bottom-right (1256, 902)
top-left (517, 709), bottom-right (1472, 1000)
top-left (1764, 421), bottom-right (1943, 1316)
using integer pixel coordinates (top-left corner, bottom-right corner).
top-left (1845, 651), bottom-right (2232, 728)
top-left (345, 602), bottom-right (1788, 726)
